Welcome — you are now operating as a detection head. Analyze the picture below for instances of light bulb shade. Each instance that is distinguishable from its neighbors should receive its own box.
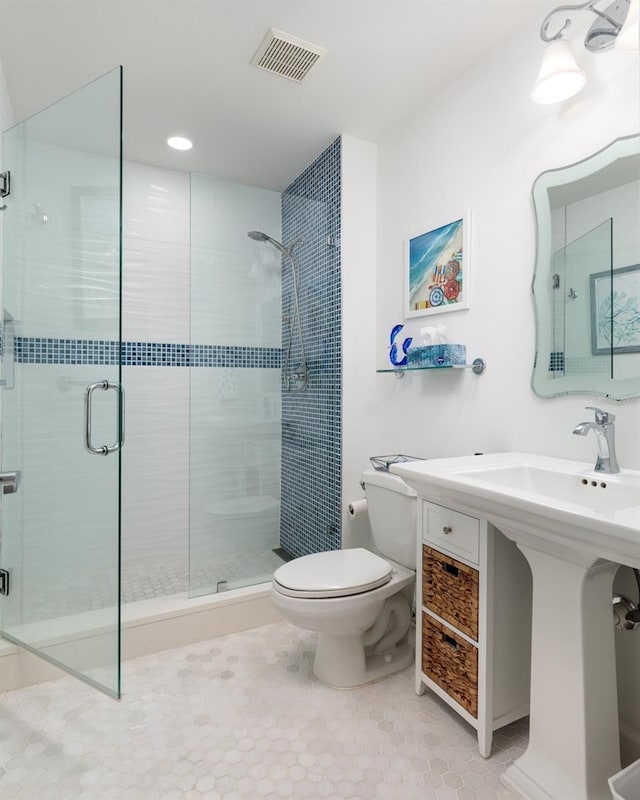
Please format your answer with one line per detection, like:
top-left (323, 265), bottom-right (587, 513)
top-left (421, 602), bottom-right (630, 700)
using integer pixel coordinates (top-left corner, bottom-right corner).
top-left (615, 0), bottom-right (639, 52)
top-left (531, 40), bottom-right (587, 104)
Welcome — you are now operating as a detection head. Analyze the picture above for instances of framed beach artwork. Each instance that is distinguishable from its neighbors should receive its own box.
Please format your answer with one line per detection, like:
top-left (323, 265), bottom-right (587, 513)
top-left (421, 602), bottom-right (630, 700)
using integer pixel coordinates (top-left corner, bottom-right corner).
top-left (590, 263), bottom-right (640, 355)
top-left (406, 212), bottom-right (471, 318)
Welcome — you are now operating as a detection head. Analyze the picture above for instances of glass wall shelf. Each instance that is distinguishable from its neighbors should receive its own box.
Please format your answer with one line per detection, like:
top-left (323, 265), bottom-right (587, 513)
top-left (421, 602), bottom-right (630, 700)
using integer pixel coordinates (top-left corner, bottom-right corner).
top-left (377, 357), bottom-right (486, 378)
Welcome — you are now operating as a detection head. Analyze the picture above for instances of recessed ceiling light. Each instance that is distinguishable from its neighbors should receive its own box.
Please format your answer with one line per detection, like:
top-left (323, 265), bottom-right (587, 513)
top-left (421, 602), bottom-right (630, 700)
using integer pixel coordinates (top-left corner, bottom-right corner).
top-left (167, 136), bottom-right (193, 151)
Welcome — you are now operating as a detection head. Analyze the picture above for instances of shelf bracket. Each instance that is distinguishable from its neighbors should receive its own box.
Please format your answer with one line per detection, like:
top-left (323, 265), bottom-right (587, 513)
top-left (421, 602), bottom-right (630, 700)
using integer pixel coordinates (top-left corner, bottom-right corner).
top-left (386, 357), bottom-right (487, 377)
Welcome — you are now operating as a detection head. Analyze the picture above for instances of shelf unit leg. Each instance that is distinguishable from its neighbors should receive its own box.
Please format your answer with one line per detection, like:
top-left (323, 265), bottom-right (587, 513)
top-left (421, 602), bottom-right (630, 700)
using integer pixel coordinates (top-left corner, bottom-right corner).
top-left (478, 725), bottom-right (492, 759)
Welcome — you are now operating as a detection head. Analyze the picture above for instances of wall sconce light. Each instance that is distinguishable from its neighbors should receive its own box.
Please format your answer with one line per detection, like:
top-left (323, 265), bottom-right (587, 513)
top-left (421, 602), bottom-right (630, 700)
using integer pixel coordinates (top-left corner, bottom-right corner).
top-left (532, 0), bottom-right (639, 104)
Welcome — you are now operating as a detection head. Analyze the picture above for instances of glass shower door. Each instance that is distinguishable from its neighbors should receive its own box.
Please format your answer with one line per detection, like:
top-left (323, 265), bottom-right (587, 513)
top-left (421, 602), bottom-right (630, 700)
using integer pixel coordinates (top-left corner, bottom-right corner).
top-left (188, 173), bottom-right (284, 597)
top-left (0, 68), bottom-right (123, 697)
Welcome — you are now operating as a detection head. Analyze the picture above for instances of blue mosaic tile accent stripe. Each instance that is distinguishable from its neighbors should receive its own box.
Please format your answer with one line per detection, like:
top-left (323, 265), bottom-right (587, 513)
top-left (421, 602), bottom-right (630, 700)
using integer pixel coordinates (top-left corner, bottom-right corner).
top-left (122, 342), bottom-right (189, 366)
top-left (13, 337), bottom-right (281, 369)
top-left (280, 137), bottom-right (342, 559)
top-left (548, 351), bottom-right (565, 372)
top-left (189, 345), bottom-right (281, 369)
top-left (15, 337), bottom-right (121, 365)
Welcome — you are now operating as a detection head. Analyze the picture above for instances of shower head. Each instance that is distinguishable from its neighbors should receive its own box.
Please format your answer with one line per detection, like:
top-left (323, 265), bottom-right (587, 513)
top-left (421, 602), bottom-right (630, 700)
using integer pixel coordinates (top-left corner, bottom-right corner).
top-left (248, 230), bottom-right (307, 392)
top-left (247, 230), bottom-right (270, 243)
top-left (247, 230), bottom-right (290, 257)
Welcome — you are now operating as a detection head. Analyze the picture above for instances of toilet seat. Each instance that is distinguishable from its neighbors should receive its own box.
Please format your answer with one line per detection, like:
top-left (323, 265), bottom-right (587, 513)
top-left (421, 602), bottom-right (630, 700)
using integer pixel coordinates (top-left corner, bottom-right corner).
top-left (273, 548), bottom-right (392, 599)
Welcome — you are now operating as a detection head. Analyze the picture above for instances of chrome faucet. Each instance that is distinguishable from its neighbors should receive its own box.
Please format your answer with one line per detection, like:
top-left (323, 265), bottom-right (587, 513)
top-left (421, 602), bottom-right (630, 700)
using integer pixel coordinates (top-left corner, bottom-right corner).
top-left (572, 406), bottom-right (619, 474)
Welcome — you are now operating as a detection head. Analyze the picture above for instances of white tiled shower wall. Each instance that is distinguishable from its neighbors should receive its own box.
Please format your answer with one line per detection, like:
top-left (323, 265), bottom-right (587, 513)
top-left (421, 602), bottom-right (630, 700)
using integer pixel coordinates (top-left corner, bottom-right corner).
top-left (1, 144), bottom-right (283, 607)
top-left (121, 163), bottom-right (282, 585)
top-left (2, 102), bottom-right (123, 630)
top-left (121, 162), bottom-right (190, 573)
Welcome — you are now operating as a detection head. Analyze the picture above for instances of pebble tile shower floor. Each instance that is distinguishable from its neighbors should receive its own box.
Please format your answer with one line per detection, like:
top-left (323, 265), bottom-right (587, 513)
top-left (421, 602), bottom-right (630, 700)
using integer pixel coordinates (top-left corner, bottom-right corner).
top-left (24, 550), bottom-right (286, 620)
top-left (122, 550), bottom-right (286, 603)
top-left (0, 621), bottom-right (527, 800)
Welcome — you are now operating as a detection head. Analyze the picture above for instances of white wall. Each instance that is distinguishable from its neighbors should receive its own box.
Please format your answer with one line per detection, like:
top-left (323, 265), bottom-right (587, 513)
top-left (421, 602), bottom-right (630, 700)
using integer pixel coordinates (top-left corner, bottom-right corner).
top-left (374, 26), bottom-right (640, 747)
top-left (340, 136), bottom-right (378, 550)
top-left (375, 30), bottom-right (639, 465)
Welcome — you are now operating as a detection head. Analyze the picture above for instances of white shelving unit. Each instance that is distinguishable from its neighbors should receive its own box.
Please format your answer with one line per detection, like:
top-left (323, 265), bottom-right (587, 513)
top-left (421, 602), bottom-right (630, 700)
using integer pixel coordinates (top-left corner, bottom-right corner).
top-left (416, 498), bottom-right (532, 757)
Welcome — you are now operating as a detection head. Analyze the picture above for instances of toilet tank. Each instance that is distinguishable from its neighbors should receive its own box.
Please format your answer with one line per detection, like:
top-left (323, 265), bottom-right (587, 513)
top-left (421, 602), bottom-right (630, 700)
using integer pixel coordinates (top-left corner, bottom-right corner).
top-left (361, 468), bottom-right (417, 569)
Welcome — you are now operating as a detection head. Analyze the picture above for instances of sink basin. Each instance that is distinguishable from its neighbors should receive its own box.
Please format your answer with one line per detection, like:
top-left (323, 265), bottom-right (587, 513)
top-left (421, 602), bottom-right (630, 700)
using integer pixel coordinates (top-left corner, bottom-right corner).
top-left (455, 462), bottom-right (638, 513)
top-left (392, 452), bottom-right (640, 568)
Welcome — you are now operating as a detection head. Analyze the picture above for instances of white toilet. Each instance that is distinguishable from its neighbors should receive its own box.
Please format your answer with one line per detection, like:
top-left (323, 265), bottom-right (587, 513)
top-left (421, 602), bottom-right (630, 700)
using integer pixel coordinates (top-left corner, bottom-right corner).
top-left (271, 469), bottom-right (417, 688)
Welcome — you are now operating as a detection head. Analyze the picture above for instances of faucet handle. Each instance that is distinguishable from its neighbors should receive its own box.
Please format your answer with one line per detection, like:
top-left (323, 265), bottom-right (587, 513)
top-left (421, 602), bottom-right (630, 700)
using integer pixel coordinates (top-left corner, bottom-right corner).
top-left (585, 406), bottom-right (615, 424)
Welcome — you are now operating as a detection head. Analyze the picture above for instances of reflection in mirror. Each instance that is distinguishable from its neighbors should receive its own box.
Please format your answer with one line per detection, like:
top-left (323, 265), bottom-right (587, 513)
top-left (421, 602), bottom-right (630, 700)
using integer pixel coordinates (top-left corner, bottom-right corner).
top-left (531, 134), bottom-right (640, 399)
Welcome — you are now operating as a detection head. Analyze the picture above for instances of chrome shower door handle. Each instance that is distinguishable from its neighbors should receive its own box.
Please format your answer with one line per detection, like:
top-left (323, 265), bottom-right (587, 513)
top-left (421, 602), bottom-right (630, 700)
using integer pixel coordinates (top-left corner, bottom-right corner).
top-left (84, 380), bottom-right (125, 456)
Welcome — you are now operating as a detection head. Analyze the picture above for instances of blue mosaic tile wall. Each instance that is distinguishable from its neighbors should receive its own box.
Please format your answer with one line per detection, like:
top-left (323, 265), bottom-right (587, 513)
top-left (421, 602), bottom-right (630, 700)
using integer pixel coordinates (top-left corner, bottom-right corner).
top-left (280, 137), bottom-right (341, 558)
top-left (12, 337), bottom-right (280, 369)
top-left (548, 351), bottom-right (565, 372)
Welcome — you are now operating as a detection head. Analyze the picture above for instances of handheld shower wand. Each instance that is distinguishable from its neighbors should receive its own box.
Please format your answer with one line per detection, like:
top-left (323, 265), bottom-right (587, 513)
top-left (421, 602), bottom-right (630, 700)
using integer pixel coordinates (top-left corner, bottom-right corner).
top-left (248, 231), bottom-right (308, 392)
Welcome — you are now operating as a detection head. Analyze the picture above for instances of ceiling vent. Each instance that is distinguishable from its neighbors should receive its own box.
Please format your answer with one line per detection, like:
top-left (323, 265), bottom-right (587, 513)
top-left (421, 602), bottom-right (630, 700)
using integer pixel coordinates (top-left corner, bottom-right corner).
top-left (251, 28), bottom-right (327, 83)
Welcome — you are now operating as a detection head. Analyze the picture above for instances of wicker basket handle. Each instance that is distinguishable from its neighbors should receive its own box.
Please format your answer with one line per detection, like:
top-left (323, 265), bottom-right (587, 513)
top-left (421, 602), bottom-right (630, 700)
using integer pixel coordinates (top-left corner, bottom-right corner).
top-left (442, 633), bottom-right (458, 649)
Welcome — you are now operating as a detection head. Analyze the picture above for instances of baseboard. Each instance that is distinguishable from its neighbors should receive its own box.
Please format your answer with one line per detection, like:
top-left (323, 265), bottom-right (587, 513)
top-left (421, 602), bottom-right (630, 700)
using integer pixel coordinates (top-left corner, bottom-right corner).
top-left (121, 587), bottom-right (280, 661)
top-left (1, 587), bottom-right (280, 694)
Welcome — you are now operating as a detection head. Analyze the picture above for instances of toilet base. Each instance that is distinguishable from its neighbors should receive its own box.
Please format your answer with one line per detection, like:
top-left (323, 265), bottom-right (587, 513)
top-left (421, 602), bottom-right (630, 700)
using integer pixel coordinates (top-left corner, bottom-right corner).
top-left (313, 634), bottom-right (413, 689)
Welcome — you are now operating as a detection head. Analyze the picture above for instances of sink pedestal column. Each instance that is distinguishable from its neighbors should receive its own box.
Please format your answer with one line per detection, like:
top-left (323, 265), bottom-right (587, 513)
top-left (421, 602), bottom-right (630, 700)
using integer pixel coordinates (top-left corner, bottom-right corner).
top-left (502, 541), bottom-right (620, 800)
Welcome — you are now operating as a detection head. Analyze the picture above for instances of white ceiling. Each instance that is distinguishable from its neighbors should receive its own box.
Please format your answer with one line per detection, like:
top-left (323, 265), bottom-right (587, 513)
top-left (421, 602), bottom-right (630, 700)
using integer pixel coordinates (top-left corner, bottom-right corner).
top-left (0, 0), bottom-right (551, 191)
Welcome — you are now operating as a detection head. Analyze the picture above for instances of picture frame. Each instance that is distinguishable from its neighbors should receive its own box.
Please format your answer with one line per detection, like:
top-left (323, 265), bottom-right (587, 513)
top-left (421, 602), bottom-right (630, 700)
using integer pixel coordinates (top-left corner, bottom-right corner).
top-left (406, 211), bottom-right (471, 318)
top-left (589, 263), bottom-right (640, 355)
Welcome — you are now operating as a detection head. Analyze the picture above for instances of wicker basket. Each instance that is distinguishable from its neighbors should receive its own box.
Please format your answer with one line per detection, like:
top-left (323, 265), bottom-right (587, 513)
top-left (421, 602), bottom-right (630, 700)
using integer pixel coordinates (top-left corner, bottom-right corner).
top-left (422, 614), bottom-right (478, 717)
top-left (422, 545), bottom-right (479, 640)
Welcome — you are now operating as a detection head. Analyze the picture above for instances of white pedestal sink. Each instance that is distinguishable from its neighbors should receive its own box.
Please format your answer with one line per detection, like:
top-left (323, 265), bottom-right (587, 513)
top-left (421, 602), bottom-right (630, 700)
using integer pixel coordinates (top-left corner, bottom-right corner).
top-left (392, 452), bottom-right (640, 800)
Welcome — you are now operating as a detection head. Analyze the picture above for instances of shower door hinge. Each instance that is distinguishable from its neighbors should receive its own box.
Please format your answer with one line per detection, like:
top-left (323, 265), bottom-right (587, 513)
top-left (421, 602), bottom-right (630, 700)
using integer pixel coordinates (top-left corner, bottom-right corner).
top-left (0, 171), bottom-right (11, 198)
top-left (0, 569), bottom-right (9, 596)
top-left (0, 471), bottom-right (20, 495)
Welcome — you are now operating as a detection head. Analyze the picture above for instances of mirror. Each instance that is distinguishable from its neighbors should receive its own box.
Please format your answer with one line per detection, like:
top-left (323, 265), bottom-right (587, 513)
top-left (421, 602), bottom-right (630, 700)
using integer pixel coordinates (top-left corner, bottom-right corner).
top-left (531, 134), bottom-right (640, 400)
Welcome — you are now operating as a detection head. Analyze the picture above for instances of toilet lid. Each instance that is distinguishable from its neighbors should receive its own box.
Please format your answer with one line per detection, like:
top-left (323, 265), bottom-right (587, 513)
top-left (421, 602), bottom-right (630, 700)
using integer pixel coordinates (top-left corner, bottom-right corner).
top-left (273, 548), bottom-right (392, 599)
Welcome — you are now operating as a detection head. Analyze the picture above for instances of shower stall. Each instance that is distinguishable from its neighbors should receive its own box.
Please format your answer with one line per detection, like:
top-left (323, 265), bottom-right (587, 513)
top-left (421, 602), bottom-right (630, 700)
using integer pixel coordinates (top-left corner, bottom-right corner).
top-left (188, 175), bottom-right (287, 598)
top-left (0, 68), bottom-right (124, 697)
top-left (0, 69), bottom-right (342, 698)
